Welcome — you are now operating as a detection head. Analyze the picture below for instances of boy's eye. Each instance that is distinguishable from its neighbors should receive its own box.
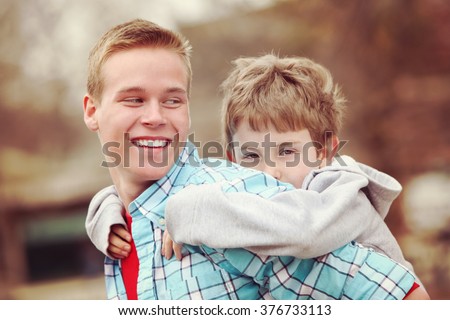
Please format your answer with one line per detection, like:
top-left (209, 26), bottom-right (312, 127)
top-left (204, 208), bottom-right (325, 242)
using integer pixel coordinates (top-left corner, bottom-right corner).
top-left (242, 152), bottom-right (260, 160)
top-left (280, 149), bottom-right (297, 156)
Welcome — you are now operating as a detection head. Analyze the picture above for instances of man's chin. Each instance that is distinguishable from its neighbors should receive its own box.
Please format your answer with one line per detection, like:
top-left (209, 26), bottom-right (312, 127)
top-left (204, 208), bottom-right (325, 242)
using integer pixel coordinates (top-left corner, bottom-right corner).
top-left (126, 145), bottom-right (178, 166)
top-left (129, 166), bottom-right (172, 185)
top-left (114, 146), bottom-right (180, 185)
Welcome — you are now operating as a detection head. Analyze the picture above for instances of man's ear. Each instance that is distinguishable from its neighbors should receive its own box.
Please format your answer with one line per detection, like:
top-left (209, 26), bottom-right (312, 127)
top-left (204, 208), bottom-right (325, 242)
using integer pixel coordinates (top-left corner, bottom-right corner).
top-left (83, 95), bottom-right (99, 131)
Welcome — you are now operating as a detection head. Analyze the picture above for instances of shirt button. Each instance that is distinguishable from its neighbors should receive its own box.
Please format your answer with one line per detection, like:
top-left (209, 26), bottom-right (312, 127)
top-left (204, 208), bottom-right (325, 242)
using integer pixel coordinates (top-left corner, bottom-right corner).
top-left (158, 218), bottom-right (165, 226)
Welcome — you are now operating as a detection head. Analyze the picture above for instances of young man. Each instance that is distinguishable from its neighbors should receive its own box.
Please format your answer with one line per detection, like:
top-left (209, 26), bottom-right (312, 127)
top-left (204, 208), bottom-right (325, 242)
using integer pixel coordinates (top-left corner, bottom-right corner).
top-left (84, 19), bottom-right (425, 300)
top-left (84, 18), bottom-right (202, 300)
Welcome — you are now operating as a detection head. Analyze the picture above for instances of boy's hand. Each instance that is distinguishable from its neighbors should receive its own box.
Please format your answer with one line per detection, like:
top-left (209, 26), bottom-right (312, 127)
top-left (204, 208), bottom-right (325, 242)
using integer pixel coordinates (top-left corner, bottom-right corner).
top-left (107, 224), bottom-right (132, 259)
top-left (162, 230), bottom-right (183, 261)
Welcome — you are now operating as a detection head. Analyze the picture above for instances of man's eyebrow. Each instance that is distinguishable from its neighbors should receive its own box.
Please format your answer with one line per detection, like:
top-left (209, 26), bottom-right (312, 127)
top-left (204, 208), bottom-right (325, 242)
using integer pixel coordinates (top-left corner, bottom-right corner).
top-left (116, 86), bottom-right (187, 95)
top-left (166, 87), bottom-right (187, 94)
top-left (117, 86), bottom-right (146, 94)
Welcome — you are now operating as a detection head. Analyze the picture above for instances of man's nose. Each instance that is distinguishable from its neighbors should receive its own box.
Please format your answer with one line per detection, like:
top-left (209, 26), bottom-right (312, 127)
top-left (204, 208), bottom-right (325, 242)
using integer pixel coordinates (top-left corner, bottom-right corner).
top-left (140, 102), bottom-right (167, 127)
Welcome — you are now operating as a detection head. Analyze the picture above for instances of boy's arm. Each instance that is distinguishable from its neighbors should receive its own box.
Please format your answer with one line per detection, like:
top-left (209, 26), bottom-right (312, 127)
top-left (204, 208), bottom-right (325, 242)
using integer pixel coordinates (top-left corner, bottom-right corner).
top-left (86, 185), bottom-right (127, 258)
top-left (199, 242), bottom-right (416, 300)
top-left (166, 169), bottom-right (377, 258)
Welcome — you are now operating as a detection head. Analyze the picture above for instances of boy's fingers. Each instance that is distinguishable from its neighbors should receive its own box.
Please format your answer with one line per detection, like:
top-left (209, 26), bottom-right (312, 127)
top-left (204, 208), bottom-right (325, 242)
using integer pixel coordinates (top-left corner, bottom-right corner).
top-left (161, 235), bottom-right (165, 257)
top-left (109, 232), bottom-right (131, 252)
top-left (163, 230), bottom-right (183, 261)
top-left (111, 224), bottom-right (132, 242)
top-left (162, 231), bottom-right (174, 260)
top-left (162, 231), bottom-right (184, 261)
top-left (107, 244), bottom-right (129, 259)
top-left (173, 243), bottom-right (183, 261)
top-left (110, 252), bottom-right (127, 260)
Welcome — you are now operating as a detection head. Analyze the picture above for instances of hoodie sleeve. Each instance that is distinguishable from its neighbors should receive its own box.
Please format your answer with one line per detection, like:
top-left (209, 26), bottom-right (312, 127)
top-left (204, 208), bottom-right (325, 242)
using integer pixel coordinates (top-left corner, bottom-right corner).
top-left (308, 155), bottom-right (402, 219)
top-left (166, 167), bottom-right (381, 258)
top-left (85, 185), bottom-right (126, 259)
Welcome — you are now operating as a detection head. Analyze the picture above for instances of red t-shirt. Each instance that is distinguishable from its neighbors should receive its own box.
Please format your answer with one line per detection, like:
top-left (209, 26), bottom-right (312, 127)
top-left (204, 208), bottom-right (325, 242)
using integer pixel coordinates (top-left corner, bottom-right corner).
top-left (121, 212), bottom-right (139, 300)
top-left (403, 282), bottom-right (420, 299)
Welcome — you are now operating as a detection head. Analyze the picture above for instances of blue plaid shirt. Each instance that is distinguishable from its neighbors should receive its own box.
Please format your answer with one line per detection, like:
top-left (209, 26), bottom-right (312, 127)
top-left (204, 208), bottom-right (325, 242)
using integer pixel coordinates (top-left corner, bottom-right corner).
top-left (104, 142), bottom-right (415, 300)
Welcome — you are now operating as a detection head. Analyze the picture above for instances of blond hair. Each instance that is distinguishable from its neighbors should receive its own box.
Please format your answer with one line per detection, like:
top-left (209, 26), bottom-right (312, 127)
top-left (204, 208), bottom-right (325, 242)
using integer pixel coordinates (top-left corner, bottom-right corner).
top-left (87, 19), bottom-right (192, 101)
top-left (221, 54), bottom-right (346, 155)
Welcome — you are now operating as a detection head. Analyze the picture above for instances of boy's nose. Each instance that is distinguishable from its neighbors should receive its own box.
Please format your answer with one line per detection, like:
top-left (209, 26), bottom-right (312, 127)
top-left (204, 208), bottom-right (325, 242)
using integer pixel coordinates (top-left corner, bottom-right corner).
top-left (262, 164), bottom-right (281, 181)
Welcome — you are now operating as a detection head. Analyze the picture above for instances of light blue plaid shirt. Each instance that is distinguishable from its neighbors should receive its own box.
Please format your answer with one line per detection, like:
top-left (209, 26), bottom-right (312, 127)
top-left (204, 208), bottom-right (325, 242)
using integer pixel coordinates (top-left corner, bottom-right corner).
top-left (104, 142), bottom-right (415, 300)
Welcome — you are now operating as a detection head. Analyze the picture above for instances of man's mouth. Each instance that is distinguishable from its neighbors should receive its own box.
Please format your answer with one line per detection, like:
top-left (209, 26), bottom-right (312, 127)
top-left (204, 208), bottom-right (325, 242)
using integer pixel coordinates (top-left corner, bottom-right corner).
top-left (131, 139), bottom-right (171, 148)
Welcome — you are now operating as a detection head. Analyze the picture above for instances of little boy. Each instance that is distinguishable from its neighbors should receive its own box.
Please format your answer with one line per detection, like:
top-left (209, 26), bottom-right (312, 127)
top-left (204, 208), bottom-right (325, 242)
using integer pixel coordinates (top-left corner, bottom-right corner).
top-left (87, 54), bottom-right (427, 298)
top-left (165, 54), bottom-right (416, 268)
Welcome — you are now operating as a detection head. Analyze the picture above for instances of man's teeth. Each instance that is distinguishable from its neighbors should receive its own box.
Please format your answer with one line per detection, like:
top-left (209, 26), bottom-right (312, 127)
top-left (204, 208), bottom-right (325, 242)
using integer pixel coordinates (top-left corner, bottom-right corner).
top-left (133, 140), bottom-right (169, 147)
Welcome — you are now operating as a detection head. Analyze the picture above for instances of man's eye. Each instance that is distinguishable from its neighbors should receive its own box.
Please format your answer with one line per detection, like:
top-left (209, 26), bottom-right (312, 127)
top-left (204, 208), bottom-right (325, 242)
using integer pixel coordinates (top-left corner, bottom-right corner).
top-left (123, 98), bottom-right (143, 104)
top-left (163, 98), bottom-right (182, 107)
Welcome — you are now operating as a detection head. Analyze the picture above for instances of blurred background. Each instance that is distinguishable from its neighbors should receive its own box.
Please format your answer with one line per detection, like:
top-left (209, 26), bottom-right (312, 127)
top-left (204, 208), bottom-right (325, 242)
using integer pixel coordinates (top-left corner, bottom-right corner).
top-left (0, 0), bottom-right (449, 299)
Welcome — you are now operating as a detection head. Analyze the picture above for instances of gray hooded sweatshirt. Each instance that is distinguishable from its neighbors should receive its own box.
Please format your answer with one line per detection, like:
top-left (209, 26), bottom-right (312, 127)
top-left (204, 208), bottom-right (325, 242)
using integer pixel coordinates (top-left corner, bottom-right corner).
top-left (86, 155), bottom-right (414, 273)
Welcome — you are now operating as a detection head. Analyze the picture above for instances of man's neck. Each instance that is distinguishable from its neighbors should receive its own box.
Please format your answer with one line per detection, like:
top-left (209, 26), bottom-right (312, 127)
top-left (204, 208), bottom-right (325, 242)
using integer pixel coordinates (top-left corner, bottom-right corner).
top-left (111, 173), bottom-right (154, 209)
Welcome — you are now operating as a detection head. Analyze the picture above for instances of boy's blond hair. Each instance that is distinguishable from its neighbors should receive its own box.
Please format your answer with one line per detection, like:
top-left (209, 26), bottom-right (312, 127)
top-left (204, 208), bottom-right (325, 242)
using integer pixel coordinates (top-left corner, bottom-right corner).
top-left (221, 54), bottom-right (346, 157)
top-left (87, 19), bottom-right (192, 102)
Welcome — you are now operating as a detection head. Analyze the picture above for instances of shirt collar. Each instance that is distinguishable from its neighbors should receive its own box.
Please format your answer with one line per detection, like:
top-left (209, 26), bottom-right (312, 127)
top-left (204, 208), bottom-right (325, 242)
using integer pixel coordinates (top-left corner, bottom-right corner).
top-left (129, 141), bottom-right (200, 223)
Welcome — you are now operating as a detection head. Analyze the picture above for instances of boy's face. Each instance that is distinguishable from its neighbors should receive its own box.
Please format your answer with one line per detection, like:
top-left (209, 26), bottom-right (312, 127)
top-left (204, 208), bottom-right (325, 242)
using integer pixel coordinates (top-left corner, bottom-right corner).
top-left (84, 47), bottom-right (190, 191)
top-left (232, 122), bottom-right (321, 188)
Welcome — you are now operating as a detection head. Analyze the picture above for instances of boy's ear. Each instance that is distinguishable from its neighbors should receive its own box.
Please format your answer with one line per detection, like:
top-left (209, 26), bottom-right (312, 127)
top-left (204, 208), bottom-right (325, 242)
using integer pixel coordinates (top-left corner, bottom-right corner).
top-left (328, 134), bottom-right (340, 159)
top-left (319, 134), bottom-right (340, 168)
top-left (83, 95), bottom-right (99, 132)
top-left (226, 149), bottom-right (235, 162)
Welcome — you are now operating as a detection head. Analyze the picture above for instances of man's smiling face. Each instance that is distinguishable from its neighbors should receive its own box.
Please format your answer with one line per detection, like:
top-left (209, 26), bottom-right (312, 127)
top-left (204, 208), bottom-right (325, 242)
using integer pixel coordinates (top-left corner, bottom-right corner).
top-left (84, 47), bottom-right (191, 190)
